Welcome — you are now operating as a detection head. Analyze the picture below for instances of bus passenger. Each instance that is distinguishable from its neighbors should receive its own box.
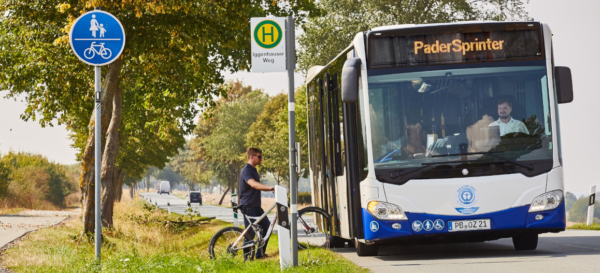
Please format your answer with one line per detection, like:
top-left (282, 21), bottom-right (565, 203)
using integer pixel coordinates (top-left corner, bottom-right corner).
top-left (488, 98), bottom-right (529, 136)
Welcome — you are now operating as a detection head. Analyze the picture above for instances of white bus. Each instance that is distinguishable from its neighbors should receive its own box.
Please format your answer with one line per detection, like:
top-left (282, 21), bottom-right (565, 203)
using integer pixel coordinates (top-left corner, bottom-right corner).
top-left (305, 21), bottom-right (573, 256)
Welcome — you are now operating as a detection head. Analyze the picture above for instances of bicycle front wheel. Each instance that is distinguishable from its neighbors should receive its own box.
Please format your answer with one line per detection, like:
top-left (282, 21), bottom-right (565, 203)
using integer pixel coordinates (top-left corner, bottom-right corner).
top-left (297, 206), bottom-right (331, 249)
top-left (209, 226), bottom-right (255, 261)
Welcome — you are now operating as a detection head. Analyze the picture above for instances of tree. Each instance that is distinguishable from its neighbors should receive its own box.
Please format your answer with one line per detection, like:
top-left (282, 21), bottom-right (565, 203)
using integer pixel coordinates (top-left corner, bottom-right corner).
top-left (565, 191), bottom-right (577, 212)
top-left (247, 93), bottom-right (290, 186)
top-left (246, 87), bottom-right (310, 188)
top-left (0, 0), bottom-right (317, 233)
top-left (166, 144), bottom-right (212, 191)
top-left (568, 194), bottom-right (600, 224)
top-left (297, 0), bottom-right (530, 72)
top-left (275, 87), bottom-right (310, 180)
top-left (0, 160), bottom-right (10, 198)
top-left (191, 81), bottom-right (268, 204)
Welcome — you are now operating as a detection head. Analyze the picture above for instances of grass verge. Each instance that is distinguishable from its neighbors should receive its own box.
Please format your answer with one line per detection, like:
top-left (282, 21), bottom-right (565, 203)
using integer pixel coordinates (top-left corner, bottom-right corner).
top-left (1, 193), bottom-right (367, 272)
top-left (0, 207), bottom-right (24, 215)
top-left (568, 223), bottom-right (600, 230)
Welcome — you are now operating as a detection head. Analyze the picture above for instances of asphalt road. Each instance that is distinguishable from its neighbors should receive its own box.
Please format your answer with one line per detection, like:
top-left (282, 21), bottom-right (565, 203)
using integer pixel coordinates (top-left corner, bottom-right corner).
top-left (336, 229), bottom-right (600, 272)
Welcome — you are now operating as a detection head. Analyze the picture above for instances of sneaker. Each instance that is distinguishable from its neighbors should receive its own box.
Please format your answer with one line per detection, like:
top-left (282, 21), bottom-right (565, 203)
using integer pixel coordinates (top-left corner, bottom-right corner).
top-left (255, 254), bottom-right (269, 260)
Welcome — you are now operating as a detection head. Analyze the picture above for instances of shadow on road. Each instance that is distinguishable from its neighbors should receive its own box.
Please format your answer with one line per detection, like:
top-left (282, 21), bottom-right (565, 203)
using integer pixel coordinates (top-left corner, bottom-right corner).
top-left (335, 234), bottom-right (600, 263)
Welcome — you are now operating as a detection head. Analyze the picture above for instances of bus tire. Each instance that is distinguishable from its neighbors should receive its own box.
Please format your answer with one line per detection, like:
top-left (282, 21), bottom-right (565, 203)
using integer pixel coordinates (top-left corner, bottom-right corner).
top-left (355, 239), bottom-right (378, 256)
top-left (512, 233), bottom-right (538, 250)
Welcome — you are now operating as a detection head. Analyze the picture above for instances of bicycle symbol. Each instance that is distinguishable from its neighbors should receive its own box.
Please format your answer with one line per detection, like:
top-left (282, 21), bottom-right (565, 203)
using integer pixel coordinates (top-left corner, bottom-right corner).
top-left (83, 42), bottom-right (112, 59)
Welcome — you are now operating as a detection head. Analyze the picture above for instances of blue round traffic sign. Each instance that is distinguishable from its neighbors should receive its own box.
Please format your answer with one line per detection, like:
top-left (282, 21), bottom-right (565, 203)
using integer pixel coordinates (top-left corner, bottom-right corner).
top-left (69, 10), bottom-right (125, 66)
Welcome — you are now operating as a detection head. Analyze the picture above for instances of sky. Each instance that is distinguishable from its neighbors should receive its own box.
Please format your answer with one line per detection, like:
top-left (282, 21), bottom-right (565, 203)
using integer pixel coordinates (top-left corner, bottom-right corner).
top-left (0, 0), bottom-right (597, 196)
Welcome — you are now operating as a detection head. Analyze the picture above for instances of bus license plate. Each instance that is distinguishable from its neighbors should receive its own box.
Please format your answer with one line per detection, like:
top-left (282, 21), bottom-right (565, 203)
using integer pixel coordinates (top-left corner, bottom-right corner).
top-left (448, 219), bottom-right (491, 232)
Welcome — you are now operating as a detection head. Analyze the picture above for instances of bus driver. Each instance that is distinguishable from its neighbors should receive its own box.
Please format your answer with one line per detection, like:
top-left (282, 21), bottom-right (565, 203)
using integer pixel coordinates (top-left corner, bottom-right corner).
top-left (488, 98), bottom-right (529, 136)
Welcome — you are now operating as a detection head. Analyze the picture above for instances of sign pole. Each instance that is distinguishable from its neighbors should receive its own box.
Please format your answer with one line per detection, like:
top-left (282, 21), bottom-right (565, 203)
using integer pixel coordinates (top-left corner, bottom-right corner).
top-left (69, 8), bottom-right (125, 262)
top-left (94, 65), bottom-right (101, 260)
top-left (286, 16), bottom-right (298, 267)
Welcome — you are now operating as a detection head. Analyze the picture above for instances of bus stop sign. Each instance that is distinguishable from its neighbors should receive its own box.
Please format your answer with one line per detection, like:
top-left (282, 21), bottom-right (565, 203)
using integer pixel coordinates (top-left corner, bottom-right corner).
top-left (69, 10), bottom-right (125, 66)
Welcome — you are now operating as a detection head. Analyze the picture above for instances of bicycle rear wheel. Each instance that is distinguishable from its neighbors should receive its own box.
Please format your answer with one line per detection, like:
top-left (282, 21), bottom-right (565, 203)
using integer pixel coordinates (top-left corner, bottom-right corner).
top-left (209, 226), bottom-right (255, 261)
top-left (296, 206), bottom-right (331, 249)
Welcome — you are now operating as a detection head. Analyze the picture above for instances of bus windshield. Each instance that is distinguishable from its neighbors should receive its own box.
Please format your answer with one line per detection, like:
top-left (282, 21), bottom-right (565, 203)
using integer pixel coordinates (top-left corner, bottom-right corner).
top-left (367, 61), bottom-right (553, 179)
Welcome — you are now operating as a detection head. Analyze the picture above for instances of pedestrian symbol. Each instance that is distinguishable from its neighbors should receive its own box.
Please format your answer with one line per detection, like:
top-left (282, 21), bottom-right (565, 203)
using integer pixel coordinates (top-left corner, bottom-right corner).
top-left (253, 20), bottom-right (282, 49)
top-left (70, 10), bottom-right (125, 66)
top-left (423, 219), bottom-right (434, 231)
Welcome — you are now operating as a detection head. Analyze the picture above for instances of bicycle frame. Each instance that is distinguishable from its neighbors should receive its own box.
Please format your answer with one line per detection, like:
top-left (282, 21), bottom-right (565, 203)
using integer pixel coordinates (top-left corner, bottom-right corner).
top-left (231, 202), bottom-right (278, 251)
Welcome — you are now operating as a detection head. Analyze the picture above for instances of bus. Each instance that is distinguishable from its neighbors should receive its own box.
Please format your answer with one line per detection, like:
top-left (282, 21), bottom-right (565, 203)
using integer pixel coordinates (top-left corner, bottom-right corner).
top-left (304, 21), bottom-right (573, 256)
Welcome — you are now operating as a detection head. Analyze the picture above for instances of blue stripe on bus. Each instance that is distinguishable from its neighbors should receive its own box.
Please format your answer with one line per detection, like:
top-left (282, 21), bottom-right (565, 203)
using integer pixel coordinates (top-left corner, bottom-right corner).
top-left (362, 201), bottom-right (565, 241)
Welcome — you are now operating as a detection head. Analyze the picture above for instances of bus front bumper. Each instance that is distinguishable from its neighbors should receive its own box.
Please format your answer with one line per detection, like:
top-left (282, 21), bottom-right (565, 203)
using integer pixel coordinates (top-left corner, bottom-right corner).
top-left (361, 201), bottom-right (565, 243)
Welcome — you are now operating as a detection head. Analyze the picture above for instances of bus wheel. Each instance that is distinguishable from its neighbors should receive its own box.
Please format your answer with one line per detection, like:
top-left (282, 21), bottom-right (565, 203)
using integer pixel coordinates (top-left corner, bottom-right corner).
top-left (512, 233), bottom-right (538, 250)
top-left (355, 239), bottom-right (378, 256)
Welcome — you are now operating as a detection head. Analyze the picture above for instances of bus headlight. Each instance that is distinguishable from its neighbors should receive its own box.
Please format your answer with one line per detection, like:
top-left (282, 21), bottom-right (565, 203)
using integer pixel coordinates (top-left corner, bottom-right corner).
top-left (528, 190), bottom-right (563, 212)
top-left (367, 201), bottom-right (408, 220)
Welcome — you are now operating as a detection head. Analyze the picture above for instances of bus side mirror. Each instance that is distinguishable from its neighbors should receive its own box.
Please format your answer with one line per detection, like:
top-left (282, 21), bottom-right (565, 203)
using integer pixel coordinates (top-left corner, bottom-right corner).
top-left (555, 66), bottom-right (573, 103)
top-left (342, 58), bottom-right (362, 103)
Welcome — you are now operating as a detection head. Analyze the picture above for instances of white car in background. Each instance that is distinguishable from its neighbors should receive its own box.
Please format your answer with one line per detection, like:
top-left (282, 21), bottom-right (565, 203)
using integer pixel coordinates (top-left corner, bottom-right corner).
top-left (159, 181), bottom-right (171, 195)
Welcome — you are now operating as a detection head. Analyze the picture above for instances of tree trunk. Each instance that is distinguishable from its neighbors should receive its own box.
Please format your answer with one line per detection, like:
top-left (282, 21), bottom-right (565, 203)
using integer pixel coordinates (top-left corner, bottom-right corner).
top-left (129, 182), bottom-right (136, 199)
top-left (115, 170), bottom-right (124, 202)
top-left (80, 58), bottom-right (123, 235)
top-left (101, 87), bottom-right (123, 228)
top-left (218, 187), bottom-right (230, 205)
top-left (145, 175), bottom-right (150, 192)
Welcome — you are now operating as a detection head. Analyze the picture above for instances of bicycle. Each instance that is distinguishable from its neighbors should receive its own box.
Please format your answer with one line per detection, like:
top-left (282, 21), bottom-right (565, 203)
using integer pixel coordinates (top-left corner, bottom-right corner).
top-left (83, 42), bottom-right (113, 59)
top-left (208, 203), bottom-right (331, 261)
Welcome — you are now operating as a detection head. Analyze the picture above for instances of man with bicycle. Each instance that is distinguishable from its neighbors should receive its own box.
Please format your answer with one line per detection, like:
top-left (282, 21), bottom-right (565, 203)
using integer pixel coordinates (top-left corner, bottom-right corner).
top-left (239, 147), bottom-right (274, 261)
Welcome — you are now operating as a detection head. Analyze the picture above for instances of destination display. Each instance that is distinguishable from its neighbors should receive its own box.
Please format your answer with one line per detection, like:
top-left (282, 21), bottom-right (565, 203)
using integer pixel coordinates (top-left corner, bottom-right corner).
top-left (369, 29), bottom-right (543, 68)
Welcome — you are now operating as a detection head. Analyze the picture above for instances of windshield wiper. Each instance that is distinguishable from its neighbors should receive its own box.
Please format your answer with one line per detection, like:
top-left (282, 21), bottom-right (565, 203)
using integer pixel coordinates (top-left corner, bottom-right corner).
top-left (431, 152), bottom-right (534, 170)
top-left (389, 161), bottom-right (460, 179)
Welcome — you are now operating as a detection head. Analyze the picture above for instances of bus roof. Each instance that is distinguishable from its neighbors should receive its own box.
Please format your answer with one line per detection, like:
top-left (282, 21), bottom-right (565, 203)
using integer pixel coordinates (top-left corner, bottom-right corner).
top-left (370, 20), bottom-right (534, 32)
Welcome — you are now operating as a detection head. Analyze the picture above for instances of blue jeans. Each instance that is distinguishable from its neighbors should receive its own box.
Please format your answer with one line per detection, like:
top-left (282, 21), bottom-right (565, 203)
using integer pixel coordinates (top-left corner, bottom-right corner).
top-left (242, 207), bottom-right (270, 259)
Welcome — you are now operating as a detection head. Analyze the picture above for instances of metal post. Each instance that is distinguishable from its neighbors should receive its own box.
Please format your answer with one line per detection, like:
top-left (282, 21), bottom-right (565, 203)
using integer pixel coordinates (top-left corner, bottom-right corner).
top-left (232, 194), bottom-right (239, 227)
top-left (168, 202), bottom-right (171, 215)
top-left (94, 65), bottom-right (101, 261)
top-left (286, 16), bottom-right (298, 267)
top-left (587, 185), bottom-right (596, 225)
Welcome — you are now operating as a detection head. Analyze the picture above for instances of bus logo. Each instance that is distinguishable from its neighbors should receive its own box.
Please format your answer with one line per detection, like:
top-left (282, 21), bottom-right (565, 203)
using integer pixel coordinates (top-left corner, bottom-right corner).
top-left (253, 20), bottom-right (282, 49)
top-left (456, 185), bottom-right (479, 214)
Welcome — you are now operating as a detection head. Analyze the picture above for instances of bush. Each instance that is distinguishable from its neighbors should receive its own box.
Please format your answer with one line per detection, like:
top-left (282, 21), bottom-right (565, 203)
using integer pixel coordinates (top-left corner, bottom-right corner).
top-left (0, 152), bottom-right (79, 210)
top-left (298, 191), bottom-right (312, 205)
top-left (568, 193), bottom-right (600, 223)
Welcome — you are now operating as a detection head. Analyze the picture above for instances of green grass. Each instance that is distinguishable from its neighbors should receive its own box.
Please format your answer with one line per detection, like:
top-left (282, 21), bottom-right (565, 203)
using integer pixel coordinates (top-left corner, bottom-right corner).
top-left (2, 196), bottom-right (368, 273)
top-left (568, 223), bottom-right (600, 230)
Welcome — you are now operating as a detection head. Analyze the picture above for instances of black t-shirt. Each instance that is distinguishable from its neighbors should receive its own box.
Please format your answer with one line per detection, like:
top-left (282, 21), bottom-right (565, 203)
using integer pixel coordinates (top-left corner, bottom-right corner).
top-left (239, 163), bottom-right (261, 207)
